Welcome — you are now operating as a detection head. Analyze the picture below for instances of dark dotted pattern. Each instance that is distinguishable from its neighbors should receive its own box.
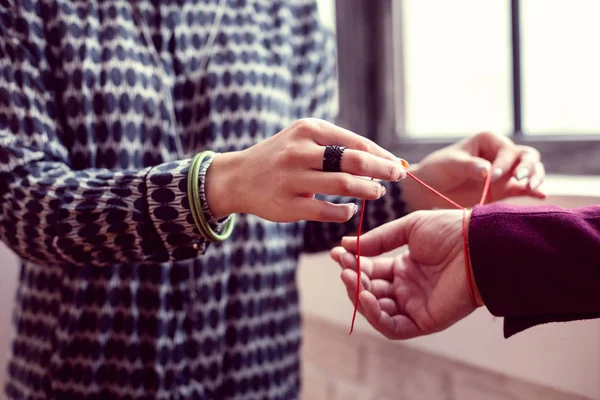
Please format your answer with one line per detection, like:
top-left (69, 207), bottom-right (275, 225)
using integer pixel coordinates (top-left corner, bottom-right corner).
top-left (0, 1), bottom-right (406, 399)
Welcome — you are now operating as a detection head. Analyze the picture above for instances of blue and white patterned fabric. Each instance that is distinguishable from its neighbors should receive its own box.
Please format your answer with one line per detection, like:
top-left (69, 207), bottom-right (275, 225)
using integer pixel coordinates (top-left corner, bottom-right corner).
top-left (0, 1), bottom-right (407, 398)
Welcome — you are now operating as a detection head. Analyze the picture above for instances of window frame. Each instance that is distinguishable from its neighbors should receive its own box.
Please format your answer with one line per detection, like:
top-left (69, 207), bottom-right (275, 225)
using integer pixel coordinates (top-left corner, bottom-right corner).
top-left (334, 0), bottom-right (600, 175)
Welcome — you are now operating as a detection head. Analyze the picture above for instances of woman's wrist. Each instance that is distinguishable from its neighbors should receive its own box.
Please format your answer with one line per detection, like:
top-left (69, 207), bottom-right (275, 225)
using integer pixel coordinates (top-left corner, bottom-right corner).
top-left (402, 163), bottom-right (432, 212)
top-left (204, 151), bottom-right (244, 219)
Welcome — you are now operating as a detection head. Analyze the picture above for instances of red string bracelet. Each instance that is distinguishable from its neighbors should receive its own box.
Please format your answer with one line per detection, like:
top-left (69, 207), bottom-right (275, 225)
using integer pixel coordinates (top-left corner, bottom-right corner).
top-left (462, 209), bottom-right (477, 307)
top-left (349, 167), bottom-right (492, 334)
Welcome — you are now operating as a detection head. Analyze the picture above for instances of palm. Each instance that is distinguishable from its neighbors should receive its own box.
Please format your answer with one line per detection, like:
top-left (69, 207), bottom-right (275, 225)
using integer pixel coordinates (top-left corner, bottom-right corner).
top-left (333, 210), bottom-right (476, 340)
top-left (389, 250), bottom-right (469, 336)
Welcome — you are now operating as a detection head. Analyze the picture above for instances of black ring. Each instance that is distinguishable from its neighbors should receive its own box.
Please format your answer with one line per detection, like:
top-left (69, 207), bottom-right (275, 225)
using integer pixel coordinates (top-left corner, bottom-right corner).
top-left (323, 145), bottom-right (345, 172)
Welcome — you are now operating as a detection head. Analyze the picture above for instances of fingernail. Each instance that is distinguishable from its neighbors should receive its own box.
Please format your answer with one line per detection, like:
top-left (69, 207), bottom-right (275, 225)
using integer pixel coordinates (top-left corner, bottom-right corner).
top-left (475, 164), bottom-right (488, 178)
top-left (349, 203), bottom-right (358, 215)
top-left (396, 158), bottom-right (410, 169)
top-left (529, 177), bottom-right (541, 190)
top-left (491, 168), bottom-right (503, 182)
top-left (380, 185), bottom-right (386, 198)
top-left (515, 167), bottom-right (529, 180)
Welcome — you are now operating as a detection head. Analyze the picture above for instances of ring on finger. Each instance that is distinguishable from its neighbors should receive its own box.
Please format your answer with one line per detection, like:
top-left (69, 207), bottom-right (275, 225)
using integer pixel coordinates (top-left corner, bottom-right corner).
top-left (323, 145), bottom-right (346, 173)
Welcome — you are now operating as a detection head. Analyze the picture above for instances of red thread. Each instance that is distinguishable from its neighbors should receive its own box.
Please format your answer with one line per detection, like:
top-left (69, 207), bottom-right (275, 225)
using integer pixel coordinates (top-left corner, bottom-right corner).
top-left (462, 209), bottom-right (477, 307)
top-left (405, 172), bottom-right (465, 210)
top-left (349, 169), bottom-right (492, 334)
top-left (349, 190), bottom-right (368, 335)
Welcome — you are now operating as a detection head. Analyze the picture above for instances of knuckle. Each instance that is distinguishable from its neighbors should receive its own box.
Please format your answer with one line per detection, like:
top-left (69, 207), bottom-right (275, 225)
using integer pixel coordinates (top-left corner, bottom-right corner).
top-left (281, 142), bottom-right (296, 154)
top-left (279, 142), bottom-right (300, 164)
top-left (472, 131), bottom-right (490, 142)
top-left (351, 154), bottom-right (369, 174)
top-left (317, 206), bottom-right (332, 222)
top-left (355, 139), bottom-right (372, 153)
top-left (335, 176), bottom-right (353, 194)
top-left (292, 118), bottom-right (318, 135)
top-left (476, 130), bottom-right (495, 140)
top-left (387, 163), bottom-right (399, 180)
top-left (371, 183), bottom-right (381, 198)
top-left (478, 130), bottom-right (512, 145)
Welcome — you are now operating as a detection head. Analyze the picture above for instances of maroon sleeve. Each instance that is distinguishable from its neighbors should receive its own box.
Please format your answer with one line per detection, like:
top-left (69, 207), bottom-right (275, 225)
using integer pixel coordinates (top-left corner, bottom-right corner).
top-left (468, 203), bottom-right (600, 338)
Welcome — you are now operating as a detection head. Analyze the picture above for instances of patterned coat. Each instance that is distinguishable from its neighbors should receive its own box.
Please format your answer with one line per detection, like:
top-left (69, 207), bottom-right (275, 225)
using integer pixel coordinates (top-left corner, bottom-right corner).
top-left (0, 1), bottom-right (407, 398)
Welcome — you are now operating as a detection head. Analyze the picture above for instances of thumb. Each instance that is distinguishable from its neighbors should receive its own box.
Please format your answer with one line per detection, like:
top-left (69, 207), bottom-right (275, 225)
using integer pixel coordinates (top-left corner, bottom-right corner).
top-left (432, 151), bottom-right (491, 181)
top-left (341, 213), bottom-right (419, 257)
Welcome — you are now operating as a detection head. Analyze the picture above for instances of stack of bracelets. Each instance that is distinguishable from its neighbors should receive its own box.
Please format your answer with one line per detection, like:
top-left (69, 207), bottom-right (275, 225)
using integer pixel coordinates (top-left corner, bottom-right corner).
top-left (188, 151), bottom-right (236, 242)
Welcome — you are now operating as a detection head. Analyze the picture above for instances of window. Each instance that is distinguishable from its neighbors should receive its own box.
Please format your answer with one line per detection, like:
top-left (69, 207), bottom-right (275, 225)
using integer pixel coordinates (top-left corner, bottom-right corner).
top-left (521, 0), bottom-right (600, 135)
top-left (316, 0), bottom-right (337, 34)
top-left (396, 0), bottom-right (512, 138)
top-left (334, 0), bottom-right (600, 175)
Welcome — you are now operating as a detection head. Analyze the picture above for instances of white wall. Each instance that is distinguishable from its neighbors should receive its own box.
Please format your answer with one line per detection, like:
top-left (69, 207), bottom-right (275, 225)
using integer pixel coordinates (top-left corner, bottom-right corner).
top-left (0, 244), bottom-right (18, 392)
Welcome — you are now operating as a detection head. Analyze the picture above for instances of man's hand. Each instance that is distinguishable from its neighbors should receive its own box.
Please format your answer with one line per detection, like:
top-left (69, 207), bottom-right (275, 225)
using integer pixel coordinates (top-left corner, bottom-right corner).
top-left (403, 132), bottom-right (545, 211)
top-left (330, 210), bottom-right (477, 340)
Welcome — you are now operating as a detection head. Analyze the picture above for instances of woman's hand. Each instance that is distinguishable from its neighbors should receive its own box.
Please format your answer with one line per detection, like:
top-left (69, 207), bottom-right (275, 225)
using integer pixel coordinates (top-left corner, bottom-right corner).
top-left (330, 210), bottom-right (475, 339)
top-left (205, 118), bottom-right (407, 222)
top-left (403, 132), bottom-right (546, 211)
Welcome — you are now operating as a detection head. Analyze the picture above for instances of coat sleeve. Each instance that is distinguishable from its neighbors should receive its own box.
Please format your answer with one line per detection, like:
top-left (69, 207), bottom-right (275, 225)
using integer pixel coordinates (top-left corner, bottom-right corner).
top-left (0, 6), bottom-right (225, 267)
top-left (468, 203), bottom-right (600, 337)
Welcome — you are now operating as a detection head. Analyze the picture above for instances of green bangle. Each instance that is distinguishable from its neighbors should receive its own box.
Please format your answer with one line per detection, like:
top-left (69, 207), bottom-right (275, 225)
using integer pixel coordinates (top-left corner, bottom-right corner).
top-left (188, 151), bottom-right (236, 242)
top-left (188, 152), bottom-right (210, 241)
top-left (193, 153), bottom-right (236, 242)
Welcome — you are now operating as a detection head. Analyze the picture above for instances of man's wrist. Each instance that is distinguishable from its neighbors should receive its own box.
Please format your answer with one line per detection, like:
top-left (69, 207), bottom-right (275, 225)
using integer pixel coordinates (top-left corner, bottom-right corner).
top-left (466, 209), bottom-right (485, 307)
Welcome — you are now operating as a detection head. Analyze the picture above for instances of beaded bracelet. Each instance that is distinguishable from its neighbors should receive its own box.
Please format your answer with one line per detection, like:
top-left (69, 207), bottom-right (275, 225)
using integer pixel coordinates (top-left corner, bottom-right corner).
top-left (188, 151), bottom-right (236, 242)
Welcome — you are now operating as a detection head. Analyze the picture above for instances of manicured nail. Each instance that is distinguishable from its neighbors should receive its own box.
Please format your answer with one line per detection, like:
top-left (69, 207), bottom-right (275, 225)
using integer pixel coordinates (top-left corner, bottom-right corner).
top-left (350, 203), bottom-right (358, 215)
top-left (529, 177), bottom-right (541, 190)
top-left (515, 167), bottom-right (529, 180)
top-left (397, 158), bottom-right (410, 169)
top-left (491, 168), bottom-right (503, 182)
top-left (380, 185), bottom-right (386, 198)
top-left (475, 164), bottom-right (488, 178)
